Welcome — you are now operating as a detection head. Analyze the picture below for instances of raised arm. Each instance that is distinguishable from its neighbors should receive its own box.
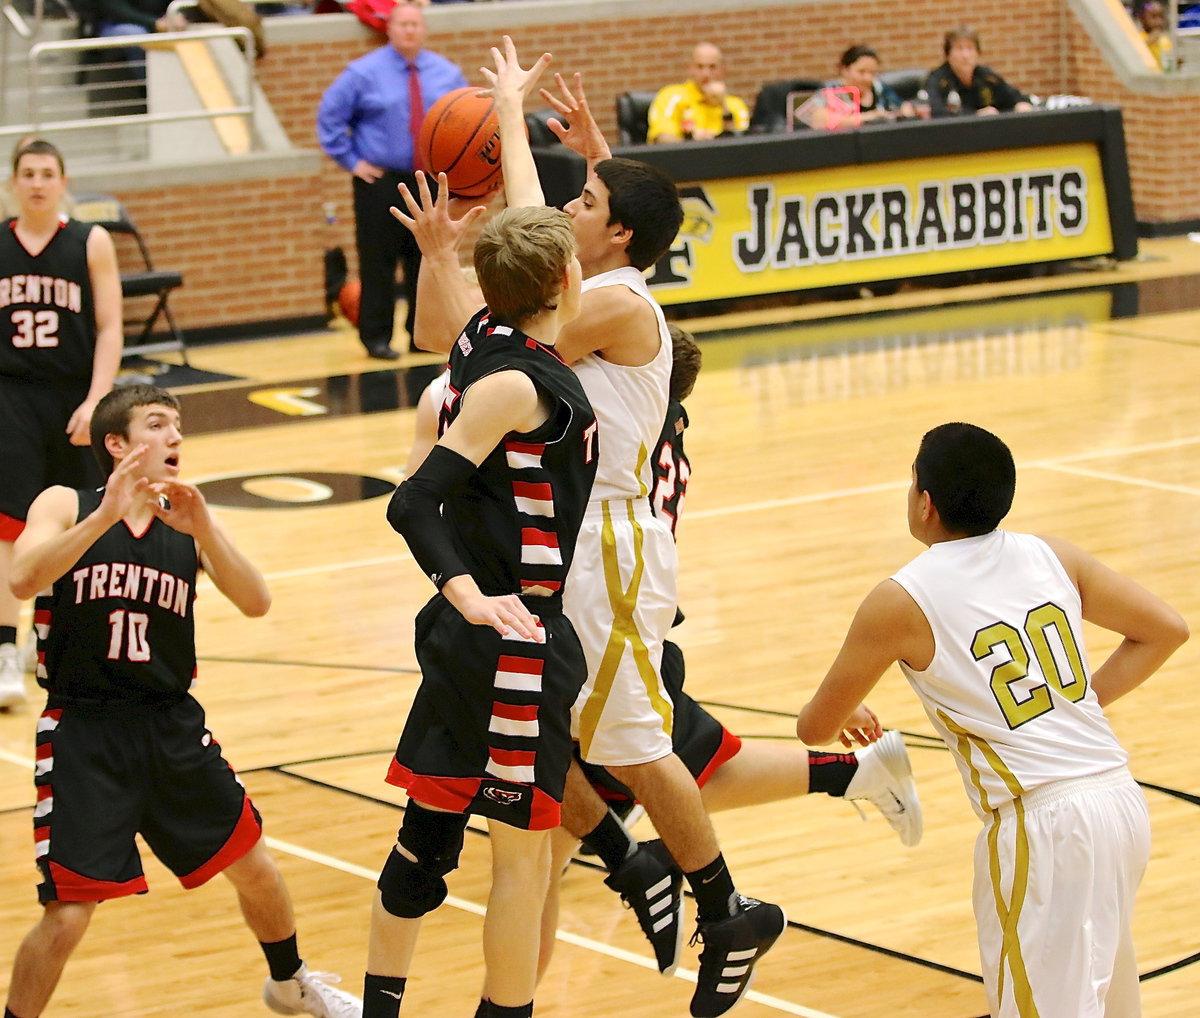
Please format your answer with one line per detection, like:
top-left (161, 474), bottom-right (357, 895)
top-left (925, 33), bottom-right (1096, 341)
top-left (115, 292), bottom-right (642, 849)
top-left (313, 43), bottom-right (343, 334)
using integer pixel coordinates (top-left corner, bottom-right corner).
top-left (481, 36), bottom-right (552, 209)
top-left (391, 170), bottom-right (487, 354)
top-left (10, 448), bottom-right (152, 598)
top-left (1043, 536), bottom-right (1188, 706)
top-left (540, 72), bottom-right (612, 170)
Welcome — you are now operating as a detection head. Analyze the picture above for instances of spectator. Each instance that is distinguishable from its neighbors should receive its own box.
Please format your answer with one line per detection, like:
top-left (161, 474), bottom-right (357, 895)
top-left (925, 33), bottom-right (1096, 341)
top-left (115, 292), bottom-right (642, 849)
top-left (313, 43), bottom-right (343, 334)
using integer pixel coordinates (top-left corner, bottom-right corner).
top-left (1133, 0), bottom-right (1175, 70)
top-left (924, 28), bottom-right (1033, 117)
top-left (806, 45), bottom-right (915, 128)
top-left (88, 0), bottom-right (189, 79)
top-left (647, 42), bottom-right (750, 143)
top-left (317, 1), bottom-right (467, 359)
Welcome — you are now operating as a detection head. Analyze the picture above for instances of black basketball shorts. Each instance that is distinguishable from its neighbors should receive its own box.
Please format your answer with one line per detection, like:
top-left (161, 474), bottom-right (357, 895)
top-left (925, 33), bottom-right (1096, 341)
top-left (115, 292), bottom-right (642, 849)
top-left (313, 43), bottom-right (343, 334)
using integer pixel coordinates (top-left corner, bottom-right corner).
top-left (32, 694), bottom-right (262, 902)
top-left (387, 593), bottom-right (588, 831)
top-left (0, 376), bottom-right (103, 530)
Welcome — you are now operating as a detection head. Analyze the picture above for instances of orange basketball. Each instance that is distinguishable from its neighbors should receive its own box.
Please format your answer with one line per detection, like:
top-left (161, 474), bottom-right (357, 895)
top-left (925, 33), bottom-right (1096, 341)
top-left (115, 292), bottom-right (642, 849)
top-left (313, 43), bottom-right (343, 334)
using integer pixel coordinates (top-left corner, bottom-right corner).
top-left (338, 279), bottom-right (361, 326)
top-left (418, 87), bottom-right (503, 198)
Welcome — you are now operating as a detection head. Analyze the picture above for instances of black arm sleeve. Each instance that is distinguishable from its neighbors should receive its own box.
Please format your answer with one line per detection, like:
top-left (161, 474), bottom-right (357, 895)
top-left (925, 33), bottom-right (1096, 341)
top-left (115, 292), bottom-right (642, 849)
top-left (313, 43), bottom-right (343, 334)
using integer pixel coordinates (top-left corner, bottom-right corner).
top-left (386, 444), bottom-right (477, 590)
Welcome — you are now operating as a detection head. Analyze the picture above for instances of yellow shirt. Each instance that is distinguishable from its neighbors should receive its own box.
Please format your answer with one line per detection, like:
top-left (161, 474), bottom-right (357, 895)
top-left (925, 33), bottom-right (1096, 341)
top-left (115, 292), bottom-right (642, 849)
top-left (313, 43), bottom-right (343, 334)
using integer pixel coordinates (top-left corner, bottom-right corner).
top-left (1144, 31), bottom-right (1174, 71)
top-left (647, 80), bottom-right (750, 142)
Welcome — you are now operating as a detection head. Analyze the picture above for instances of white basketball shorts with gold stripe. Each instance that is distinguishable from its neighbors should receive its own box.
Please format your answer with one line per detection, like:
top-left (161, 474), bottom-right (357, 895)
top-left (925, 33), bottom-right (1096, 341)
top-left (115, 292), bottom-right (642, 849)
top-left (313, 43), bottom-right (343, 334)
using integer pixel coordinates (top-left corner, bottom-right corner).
top-left (566, 498), bottom-right (679, 767)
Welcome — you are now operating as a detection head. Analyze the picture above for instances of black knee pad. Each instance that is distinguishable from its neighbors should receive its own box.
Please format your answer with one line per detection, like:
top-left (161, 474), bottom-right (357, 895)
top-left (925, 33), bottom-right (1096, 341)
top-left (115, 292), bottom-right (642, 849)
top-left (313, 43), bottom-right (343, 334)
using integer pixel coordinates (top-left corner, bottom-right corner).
top-left (377, 803), bottom-right (467, 918)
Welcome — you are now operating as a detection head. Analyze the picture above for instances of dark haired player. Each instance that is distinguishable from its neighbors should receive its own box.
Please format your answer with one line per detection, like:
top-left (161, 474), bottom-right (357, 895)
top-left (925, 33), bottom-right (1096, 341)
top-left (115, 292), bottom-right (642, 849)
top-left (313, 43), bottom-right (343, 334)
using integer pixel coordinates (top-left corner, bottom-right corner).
top-left (538, 324), bottom-right (921, 981)
top-left (0, 138), bottom-right (122, 710)
top-left (401, 41), bottom-right (786, 1016)
top-left (3, 384), bottom-right (361, 1018)
top-left (797, 422), bottom-right (1187, 1018)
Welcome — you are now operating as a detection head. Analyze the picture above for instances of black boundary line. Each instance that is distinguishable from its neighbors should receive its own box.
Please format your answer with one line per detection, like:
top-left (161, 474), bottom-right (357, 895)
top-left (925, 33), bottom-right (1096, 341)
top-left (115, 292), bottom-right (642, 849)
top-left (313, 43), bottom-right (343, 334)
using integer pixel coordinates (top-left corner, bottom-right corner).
top-left (1137, 780), bottom-right (1200, 808)
top-left (265, 764), bottom-right (985, 985)
top-left (258, 753), bottom-right (1195, 984)
top-left (260, 763), bottom-right (1200, 989)
top-left (2, 753), bottom-right (1194, 995)
top-left (1091, 324), bottom-right (1200, 349)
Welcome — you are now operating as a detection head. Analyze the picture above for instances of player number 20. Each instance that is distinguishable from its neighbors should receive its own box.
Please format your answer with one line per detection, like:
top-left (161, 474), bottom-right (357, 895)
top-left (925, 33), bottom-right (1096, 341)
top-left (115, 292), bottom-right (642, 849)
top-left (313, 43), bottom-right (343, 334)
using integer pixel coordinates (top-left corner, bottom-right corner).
top-left (106, 609), bottom-right (151, 662)
top-left (9, 309), bottom-right (60, 348)
top-left (972, 602), bottom-right (1088, 728)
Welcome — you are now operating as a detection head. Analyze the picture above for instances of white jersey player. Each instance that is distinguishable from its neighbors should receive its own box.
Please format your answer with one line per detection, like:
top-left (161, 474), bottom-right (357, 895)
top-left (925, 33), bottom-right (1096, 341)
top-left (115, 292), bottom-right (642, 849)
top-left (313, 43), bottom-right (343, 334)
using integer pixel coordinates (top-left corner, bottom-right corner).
top-left (797, 421), bottom-right (1188, 1018)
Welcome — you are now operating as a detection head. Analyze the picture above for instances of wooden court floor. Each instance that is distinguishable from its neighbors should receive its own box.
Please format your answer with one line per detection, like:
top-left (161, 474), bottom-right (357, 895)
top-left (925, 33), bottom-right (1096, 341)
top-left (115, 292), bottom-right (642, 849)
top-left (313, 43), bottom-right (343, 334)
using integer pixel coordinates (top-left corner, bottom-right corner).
top-left (2, 243), bottom-right (1200, 1018)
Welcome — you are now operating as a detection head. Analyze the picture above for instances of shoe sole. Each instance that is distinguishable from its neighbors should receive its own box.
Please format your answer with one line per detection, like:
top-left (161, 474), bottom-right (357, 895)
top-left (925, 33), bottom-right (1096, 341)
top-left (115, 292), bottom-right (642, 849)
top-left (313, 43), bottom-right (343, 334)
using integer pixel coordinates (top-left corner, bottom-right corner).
top-left (875, 732), bottom-right (923, 847)
top-left (690, 906), bottom-right (788, 1018)
top-left (263, 994), bottom-right (302, 1016)
top-left (660, 891), bottom-right (686, 977)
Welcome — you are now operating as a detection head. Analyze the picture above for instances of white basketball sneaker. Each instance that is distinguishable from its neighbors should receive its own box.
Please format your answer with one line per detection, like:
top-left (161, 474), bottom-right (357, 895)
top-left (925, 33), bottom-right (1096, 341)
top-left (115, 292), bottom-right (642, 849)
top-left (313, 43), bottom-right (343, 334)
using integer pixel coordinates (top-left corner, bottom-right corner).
top-left (264, 964), bottom-right (362, 1018)
top-left (0, 643), bottom-right (27, 710)
top-left (844, 730), bottom-right (923, 846)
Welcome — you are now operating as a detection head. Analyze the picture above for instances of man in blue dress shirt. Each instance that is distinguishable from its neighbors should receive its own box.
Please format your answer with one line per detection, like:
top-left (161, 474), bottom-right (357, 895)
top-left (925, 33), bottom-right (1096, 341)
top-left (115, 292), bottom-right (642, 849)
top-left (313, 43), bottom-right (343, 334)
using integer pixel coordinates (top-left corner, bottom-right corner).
top-left (317, 1), bottom-right (467, 359)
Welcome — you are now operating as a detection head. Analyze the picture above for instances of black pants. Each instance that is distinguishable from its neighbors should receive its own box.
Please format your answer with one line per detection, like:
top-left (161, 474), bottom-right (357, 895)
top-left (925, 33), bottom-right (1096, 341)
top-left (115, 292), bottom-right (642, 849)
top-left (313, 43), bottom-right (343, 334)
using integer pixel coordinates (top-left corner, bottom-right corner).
top-left (352, 170), bottom-right (428, 353)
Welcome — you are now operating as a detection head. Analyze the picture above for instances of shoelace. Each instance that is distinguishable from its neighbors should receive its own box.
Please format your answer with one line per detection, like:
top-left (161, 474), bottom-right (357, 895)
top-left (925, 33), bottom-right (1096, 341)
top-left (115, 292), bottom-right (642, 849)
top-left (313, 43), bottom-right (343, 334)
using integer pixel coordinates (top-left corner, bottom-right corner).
top-left (298, 970), bottom-right (349, 996)
top-left (302, 971), bottom-right (344, 985)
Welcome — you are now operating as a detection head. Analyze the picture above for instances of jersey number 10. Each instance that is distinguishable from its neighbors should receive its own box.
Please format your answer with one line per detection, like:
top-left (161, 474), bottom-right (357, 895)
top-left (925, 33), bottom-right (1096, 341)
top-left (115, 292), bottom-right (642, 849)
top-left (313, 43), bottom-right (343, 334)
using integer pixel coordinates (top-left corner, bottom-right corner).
top-left (107, 609), bottom-right (152, 662)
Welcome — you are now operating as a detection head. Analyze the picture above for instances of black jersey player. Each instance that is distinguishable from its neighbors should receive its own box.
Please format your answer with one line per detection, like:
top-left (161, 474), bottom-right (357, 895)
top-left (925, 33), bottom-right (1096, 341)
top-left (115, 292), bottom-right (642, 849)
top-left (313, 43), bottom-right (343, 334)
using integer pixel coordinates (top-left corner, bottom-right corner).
top-left (4, 384), bottom-right (361, 1018)
top-left (0, 139), bottom-right (123, 710)
top-left (366, 199), bottom-right (596, 1018)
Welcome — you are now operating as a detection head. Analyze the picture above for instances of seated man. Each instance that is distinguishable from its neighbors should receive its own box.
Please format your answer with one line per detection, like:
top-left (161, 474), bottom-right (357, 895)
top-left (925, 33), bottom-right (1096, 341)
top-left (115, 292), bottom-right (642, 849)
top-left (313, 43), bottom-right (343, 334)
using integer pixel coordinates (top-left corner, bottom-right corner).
top-left (647, 42), bottom-right (750, 142)
top-left (924, 27), bottom-right (1033, 117)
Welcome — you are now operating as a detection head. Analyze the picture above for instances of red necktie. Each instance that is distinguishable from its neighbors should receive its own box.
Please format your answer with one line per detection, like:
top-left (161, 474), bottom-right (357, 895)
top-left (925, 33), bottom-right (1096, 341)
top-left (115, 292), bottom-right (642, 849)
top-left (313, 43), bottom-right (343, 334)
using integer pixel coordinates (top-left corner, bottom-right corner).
top-left (408, 60), bottom-right (424, 171)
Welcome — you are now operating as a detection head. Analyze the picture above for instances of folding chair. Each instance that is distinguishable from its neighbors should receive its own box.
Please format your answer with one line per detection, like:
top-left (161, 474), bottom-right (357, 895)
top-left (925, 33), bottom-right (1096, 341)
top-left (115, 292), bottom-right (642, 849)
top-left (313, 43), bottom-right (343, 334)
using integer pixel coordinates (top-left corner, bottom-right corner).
top-left (615, 91), bottom-right (659, 146)
top-left (749, 78), bottom-right (824, 133)
top-left (72, 194), bottom-right (188, 363)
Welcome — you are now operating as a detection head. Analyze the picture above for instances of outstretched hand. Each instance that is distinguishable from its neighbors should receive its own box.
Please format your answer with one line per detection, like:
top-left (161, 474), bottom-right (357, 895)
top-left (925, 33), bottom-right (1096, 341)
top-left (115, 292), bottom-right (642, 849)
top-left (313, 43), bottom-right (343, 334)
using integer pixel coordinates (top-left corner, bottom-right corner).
top-left (539, 72), bottom-right (611, 163)
top-left (480, 35), bottom-right (552, 108)
top-left (390, 170), bottom-right (489, 259)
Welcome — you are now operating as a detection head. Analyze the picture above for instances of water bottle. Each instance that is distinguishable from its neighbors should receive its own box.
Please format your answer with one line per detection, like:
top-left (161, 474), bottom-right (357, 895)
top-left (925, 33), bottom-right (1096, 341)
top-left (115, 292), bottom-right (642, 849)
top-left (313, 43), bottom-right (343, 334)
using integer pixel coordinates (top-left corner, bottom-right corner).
top-left (681, 108), bottom-right (696, 140)
top-left (946, 88), bottom-right (962, 115)
top-left (915, 88), bottom-right (931, 119)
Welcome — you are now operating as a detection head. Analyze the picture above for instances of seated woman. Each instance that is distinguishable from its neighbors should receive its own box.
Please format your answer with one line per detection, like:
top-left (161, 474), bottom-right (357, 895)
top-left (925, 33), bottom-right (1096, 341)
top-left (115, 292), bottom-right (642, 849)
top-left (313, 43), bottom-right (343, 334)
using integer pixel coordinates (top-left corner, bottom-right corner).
top-left (805, 44), bottom-right (914, 128)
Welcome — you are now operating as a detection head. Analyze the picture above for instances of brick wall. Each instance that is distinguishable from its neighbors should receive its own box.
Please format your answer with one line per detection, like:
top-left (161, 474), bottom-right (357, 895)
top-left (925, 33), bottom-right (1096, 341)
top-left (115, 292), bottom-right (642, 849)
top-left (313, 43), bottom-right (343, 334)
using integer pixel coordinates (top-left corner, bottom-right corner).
top-left (1064, 10), bottom-right (1200, 222)
top-left (100, 0), bottom-right (1186, 336)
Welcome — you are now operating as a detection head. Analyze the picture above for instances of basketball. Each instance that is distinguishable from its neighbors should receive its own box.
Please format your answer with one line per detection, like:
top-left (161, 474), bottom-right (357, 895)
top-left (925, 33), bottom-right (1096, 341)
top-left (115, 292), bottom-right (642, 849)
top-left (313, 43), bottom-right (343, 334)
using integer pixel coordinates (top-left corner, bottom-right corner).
top-left (338, 279), bottom-right (361, 326)
top-left (418, 87), bottom-right (503, 198)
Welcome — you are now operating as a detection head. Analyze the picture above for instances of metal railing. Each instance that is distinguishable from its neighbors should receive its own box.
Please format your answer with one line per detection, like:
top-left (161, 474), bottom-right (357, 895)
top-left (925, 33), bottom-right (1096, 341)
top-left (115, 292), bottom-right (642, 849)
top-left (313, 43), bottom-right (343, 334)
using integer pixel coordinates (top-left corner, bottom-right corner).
top-left (165, 0), bottom-right (304, 19)
top-left (2, 26), bottom-right (257, 166)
